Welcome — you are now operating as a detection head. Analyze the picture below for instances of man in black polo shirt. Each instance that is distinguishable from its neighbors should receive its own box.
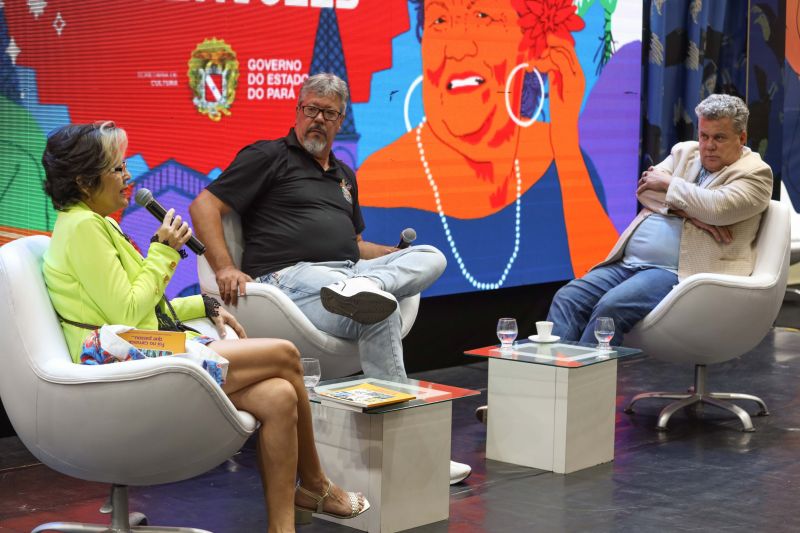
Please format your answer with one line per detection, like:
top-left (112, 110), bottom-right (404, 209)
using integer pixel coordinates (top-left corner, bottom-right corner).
top-left (192, 73), bottom-right (471, 484)
top-left (190, 73), bottom-right (446, 381)
top-left (191, 73), bottom-right (471, 484)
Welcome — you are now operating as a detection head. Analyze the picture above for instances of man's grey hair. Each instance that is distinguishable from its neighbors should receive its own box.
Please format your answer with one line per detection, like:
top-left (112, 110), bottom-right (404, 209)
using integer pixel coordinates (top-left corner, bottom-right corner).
top-left (299, 73), bottom-right (349, 114)
top-left (695, 94), bottom-right (749, 133)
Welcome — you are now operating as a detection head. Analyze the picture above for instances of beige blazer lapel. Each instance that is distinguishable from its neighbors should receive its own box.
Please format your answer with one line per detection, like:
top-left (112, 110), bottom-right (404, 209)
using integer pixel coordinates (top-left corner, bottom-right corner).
top-left (685, 154), bottom-right (703, 184)
top-left (704, 147), bottom-right (753, 190)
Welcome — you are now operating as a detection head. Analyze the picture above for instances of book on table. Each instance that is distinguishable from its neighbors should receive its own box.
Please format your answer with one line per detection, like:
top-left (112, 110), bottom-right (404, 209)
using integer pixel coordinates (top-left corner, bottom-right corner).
top-left (315, 382), bottom-right (416, 411)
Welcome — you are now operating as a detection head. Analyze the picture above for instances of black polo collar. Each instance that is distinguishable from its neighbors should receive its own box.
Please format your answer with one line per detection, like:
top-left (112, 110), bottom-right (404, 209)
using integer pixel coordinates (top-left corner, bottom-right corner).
top-left (286, 128), bottom-right (340, 172)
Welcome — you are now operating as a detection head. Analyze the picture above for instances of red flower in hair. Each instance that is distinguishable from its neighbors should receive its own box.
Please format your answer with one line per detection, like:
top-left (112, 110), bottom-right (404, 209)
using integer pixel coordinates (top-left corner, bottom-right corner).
top-left (513, 0), bottom-right (585, 58)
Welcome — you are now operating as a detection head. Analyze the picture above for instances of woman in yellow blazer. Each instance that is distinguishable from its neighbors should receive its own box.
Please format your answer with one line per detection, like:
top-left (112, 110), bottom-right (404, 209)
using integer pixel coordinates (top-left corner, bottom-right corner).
top-left (41, 122), bottom-right (368, 530)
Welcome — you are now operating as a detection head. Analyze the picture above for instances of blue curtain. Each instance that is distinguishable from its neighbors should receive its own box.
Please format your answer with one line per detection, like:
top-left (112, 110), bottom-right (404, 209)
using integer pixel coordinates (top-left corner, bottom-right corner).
top-left (641, 0), bottom-right (785, 195)
top-left (642, 0), bottom-right (749, 168)
top-left (747, 0), bottom-right (786, 194)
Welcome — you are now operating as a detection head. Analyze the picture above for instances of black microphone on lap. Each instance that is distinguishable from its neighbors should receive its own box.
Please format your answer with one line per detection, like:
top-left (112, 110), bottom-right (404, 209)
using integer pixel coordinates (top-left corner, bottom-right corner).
top-left (396, 227), bottom-right (417, 249)
top-left (134, 188), bottom-right (206, 255)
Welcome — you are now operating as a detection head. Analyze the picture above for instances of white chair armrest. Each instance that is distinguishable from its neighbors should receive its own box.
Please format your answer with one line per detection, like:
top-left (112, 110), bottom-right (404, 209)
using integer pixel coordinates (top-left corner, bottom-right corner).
top-left (198, 238), bottom-right (419, 378)
top-left (642, 271), bottom-right (780, 326)
top-left (228, 282), bottom-right (350, 348)
top-left (629, 272), bottom-right (783, 364)
top-left (35, 356), bottom-right (255, 432)
top-left (29, 355), bottom-right (256, 485)
top-left (184, 317), bottom-right (239, 340)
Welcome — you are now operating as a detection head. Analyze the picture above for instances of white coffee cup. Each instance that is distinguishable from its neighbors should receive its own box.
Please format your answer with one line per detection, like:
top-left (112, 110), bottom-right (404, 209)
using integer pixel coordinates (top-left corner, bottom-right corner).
top-left (536, 321), bottom-right (554, 340)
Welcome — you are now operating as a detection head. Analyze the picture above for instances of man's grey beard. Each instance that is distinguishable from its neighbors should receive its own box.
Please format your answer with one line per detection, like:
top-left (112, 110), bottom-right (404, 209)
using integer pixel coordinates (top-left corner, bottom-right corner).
top-left (303, 136), bottom-right (327, 157)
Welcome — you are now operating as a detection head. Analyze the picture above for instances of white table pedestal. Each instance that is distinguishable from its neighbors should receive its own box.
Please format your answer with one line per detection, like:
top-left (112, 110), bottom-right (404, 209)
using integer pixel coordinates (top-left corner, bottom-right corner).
top-left (310, 401), bottom-right (452, 532)
top-left (486, 357), bottom-right (618, 474)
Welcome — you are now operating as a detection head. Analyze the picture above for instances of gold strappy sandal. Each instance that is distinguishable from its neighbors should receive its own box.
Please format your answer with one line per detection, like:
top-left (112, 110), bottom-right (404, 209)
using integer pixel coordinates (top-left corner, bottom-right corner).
top-left (294, 478), bottom-right (370, 524)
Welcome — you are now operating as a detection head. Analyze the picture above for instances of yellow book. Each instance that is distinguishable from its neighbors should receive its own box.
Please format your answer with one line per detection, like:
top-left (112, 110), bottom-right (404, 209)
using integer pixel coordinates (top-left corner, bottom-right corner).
top-left (316, 382), bottom-right (416, 410)
top-left (118, 329), bottom-right (185, 358)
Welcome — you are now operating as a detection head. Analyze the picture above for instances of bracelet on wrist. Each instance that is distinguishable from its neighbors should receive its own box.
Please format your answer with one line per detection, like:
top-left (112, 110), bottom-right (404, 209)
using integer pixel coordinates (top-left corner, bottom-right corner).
top-left (150, 234), bottom-right (170, 246)
top-left (150, 235), bottom-right (188, 258)
top-left (202, 294), bottom-right (221, 318)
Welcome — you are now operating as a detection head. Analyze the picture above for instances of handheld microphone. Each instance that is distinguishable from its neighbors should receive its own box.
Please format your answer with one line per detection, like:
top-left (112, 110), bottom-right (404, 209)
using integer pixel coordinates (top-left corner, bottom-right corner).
top-left (134, 188), bottom-right (206, 255)
top-left (396, 227), bottom-right (417, 249)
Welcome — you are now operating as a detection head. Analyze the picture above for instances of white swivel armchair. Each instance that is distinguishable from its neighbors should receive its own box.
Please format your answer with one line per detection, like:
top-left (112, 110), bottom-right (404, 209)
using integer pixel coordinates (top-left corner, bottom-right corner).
top-left (197, 212), bottom-right (420, 379)
top-left (0, 236), bottom-right (257, 533)
top-left (624, 200), bottom-right (790, 432)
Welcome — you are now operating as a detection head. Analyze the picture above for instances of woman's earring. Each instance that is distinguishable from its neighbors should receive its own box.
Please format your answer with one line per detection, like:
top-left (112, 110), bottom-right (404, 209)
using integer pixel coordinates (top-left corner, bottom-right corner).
top-left (504, 63), bottom-right (545, 128)
top-left (404, 74), bottom-right (424, 132)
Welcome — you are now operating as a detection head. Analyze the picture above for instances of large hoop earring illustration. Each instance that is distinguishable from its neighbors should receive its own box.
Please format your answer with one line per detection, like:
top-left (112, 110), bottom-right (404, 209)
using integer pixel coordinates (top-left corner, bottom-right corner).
top-left (404, 75), bottom-right (424, 132)
top-left (505, 63), bottom-right (545, 128)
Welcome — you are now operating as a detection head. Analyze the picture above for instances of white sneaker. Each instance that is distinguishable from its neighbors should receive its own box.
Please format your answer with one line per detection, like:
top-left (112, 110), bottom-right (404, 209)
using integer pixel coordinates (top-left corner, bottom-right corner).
top-left (449, 460), bottom-right (471, 485)
top-left (320, 277), bottom-right (398, 325)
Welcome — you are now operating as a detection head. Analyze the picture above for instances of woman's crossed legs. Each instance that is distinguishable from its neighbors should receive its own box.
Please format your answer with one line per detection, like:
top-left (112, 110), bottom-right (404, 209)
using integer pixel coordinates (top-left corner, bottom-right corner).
top-left (214, 338), bottom-right (365, 532)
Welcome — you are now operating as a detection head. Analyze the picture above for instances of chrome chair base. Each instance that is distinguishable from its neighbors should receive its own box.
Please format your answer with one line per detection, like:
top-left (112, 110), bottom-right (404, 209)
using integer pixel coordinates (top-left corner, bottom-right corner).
top-left (786, 285), bottom-right (800, 300)
top-left (32, 484), bottom-right (212, 533)
top-left (624, 364), bottom-right (769, 432)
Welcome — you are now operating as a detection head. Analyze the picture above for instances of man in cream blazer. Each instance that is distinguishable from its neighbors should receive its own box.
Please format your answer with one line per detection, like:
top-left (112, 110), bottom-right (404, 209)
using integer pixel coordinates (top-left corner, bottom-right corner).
top-left (548, 94), bottom-right (773, 345)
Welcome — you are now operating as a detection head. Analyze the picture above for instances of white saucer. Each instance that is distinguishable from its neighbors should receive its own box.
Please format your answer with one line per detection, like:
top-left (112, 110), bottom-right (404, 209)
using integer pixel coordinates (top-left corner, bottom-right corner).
top-left (529, 335), bottom-right (560, 343)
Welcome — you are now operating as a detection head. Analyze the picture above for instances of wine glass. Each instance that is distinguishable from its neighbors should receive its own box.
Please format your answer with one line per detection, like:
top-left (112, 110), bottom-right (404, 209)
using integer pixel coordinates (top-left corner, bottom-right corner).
top-left (301, 358), bottom-right (321, 389)
top-left (594, 317), bottom-right (615, 351)
top-left (497, 318), bottom-right (518, 349)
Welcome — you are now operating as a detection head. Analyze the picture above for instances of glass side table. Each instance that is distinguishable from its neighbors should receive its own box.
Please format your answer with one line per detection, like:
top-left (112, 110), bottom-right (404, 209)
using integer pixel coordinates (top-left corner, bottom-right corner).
top-left (465, 339), bottom-right (643, 474)
top-left (308, 376), bottom-right (478, 532)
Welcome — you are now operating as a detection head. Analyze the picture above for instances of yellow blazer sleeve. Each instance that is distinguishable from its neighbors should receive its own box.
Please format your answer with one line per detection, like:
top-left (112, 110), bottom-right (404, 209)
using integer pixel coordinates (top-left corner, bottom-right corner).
top-left (169, 295), bottom-right (206, 322)
top-left (68, 215), bottom-right (182, 326)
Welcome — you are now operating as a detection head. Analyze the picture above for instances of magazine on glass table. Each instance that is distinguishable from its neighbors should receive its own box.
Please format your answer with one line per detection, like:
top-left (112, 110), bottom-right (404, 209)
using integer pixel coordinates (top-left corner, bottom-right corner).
top-left (314, 381), bottom-right (416, 412)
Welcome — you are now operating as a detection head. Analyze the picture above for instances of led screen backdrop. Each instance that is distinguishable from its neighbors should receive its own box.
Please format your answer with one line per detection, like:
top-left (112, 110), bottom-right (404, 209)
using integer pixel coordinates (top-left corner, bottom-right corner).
top-left (785, 0), bottom-right (800, 208)
top-left (1, 0), bottom-right (642, 298)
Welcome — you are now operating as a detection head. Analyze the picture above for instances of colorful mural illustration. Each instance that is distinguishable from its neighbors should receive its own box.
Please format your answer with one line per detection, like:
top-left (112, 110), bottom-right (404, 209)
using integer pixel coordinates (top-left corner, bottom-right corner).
top-left (1, 0), bottom-right (643, 298)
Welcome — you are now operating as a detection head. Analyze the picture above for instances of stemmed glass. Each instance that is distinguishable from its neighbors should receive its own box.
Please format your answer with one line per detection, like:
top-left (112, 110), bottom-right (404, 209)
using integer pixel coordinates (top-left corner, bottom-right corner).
top-left (594, 317), bottom-right (615, 351)
top-left (497, 318), bottom-right (518, 350)
top-left (301, 358), bottom-right (321, 390)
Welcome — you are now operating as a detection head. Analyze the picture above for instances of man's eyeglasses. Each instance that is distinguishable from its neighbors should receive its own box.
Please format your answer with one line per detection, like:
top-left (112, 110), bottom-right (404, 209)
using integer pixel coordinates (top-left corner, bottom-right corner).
top-left (112, 161), bottom-right (128, 175)
top-left (298, 105), bottom-right (342, 122)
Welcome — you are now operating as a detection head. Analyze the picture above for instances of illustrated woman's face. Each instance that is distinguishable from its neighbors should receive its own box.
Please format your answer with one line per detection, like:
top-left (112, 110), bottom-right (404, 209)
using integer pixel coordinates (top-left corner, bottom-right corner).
top-left (421, 0), bottom-right (523, 153)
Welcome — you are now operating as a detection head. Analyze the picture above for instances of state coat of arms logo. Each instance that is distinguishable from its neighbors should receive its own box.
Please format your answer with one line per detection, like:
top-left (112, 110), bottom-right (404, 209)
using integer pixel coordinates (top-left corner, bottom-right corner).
top-left (188, 39), bottom-right (239, 122)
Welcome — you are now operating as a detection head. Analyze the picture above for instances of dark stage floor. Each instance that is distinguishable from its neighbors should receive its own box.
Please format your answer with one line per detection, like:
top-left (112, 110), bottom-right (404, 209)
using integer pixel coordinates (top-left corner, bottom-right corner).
top-left (3, 311), bottom-right (800, 532)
